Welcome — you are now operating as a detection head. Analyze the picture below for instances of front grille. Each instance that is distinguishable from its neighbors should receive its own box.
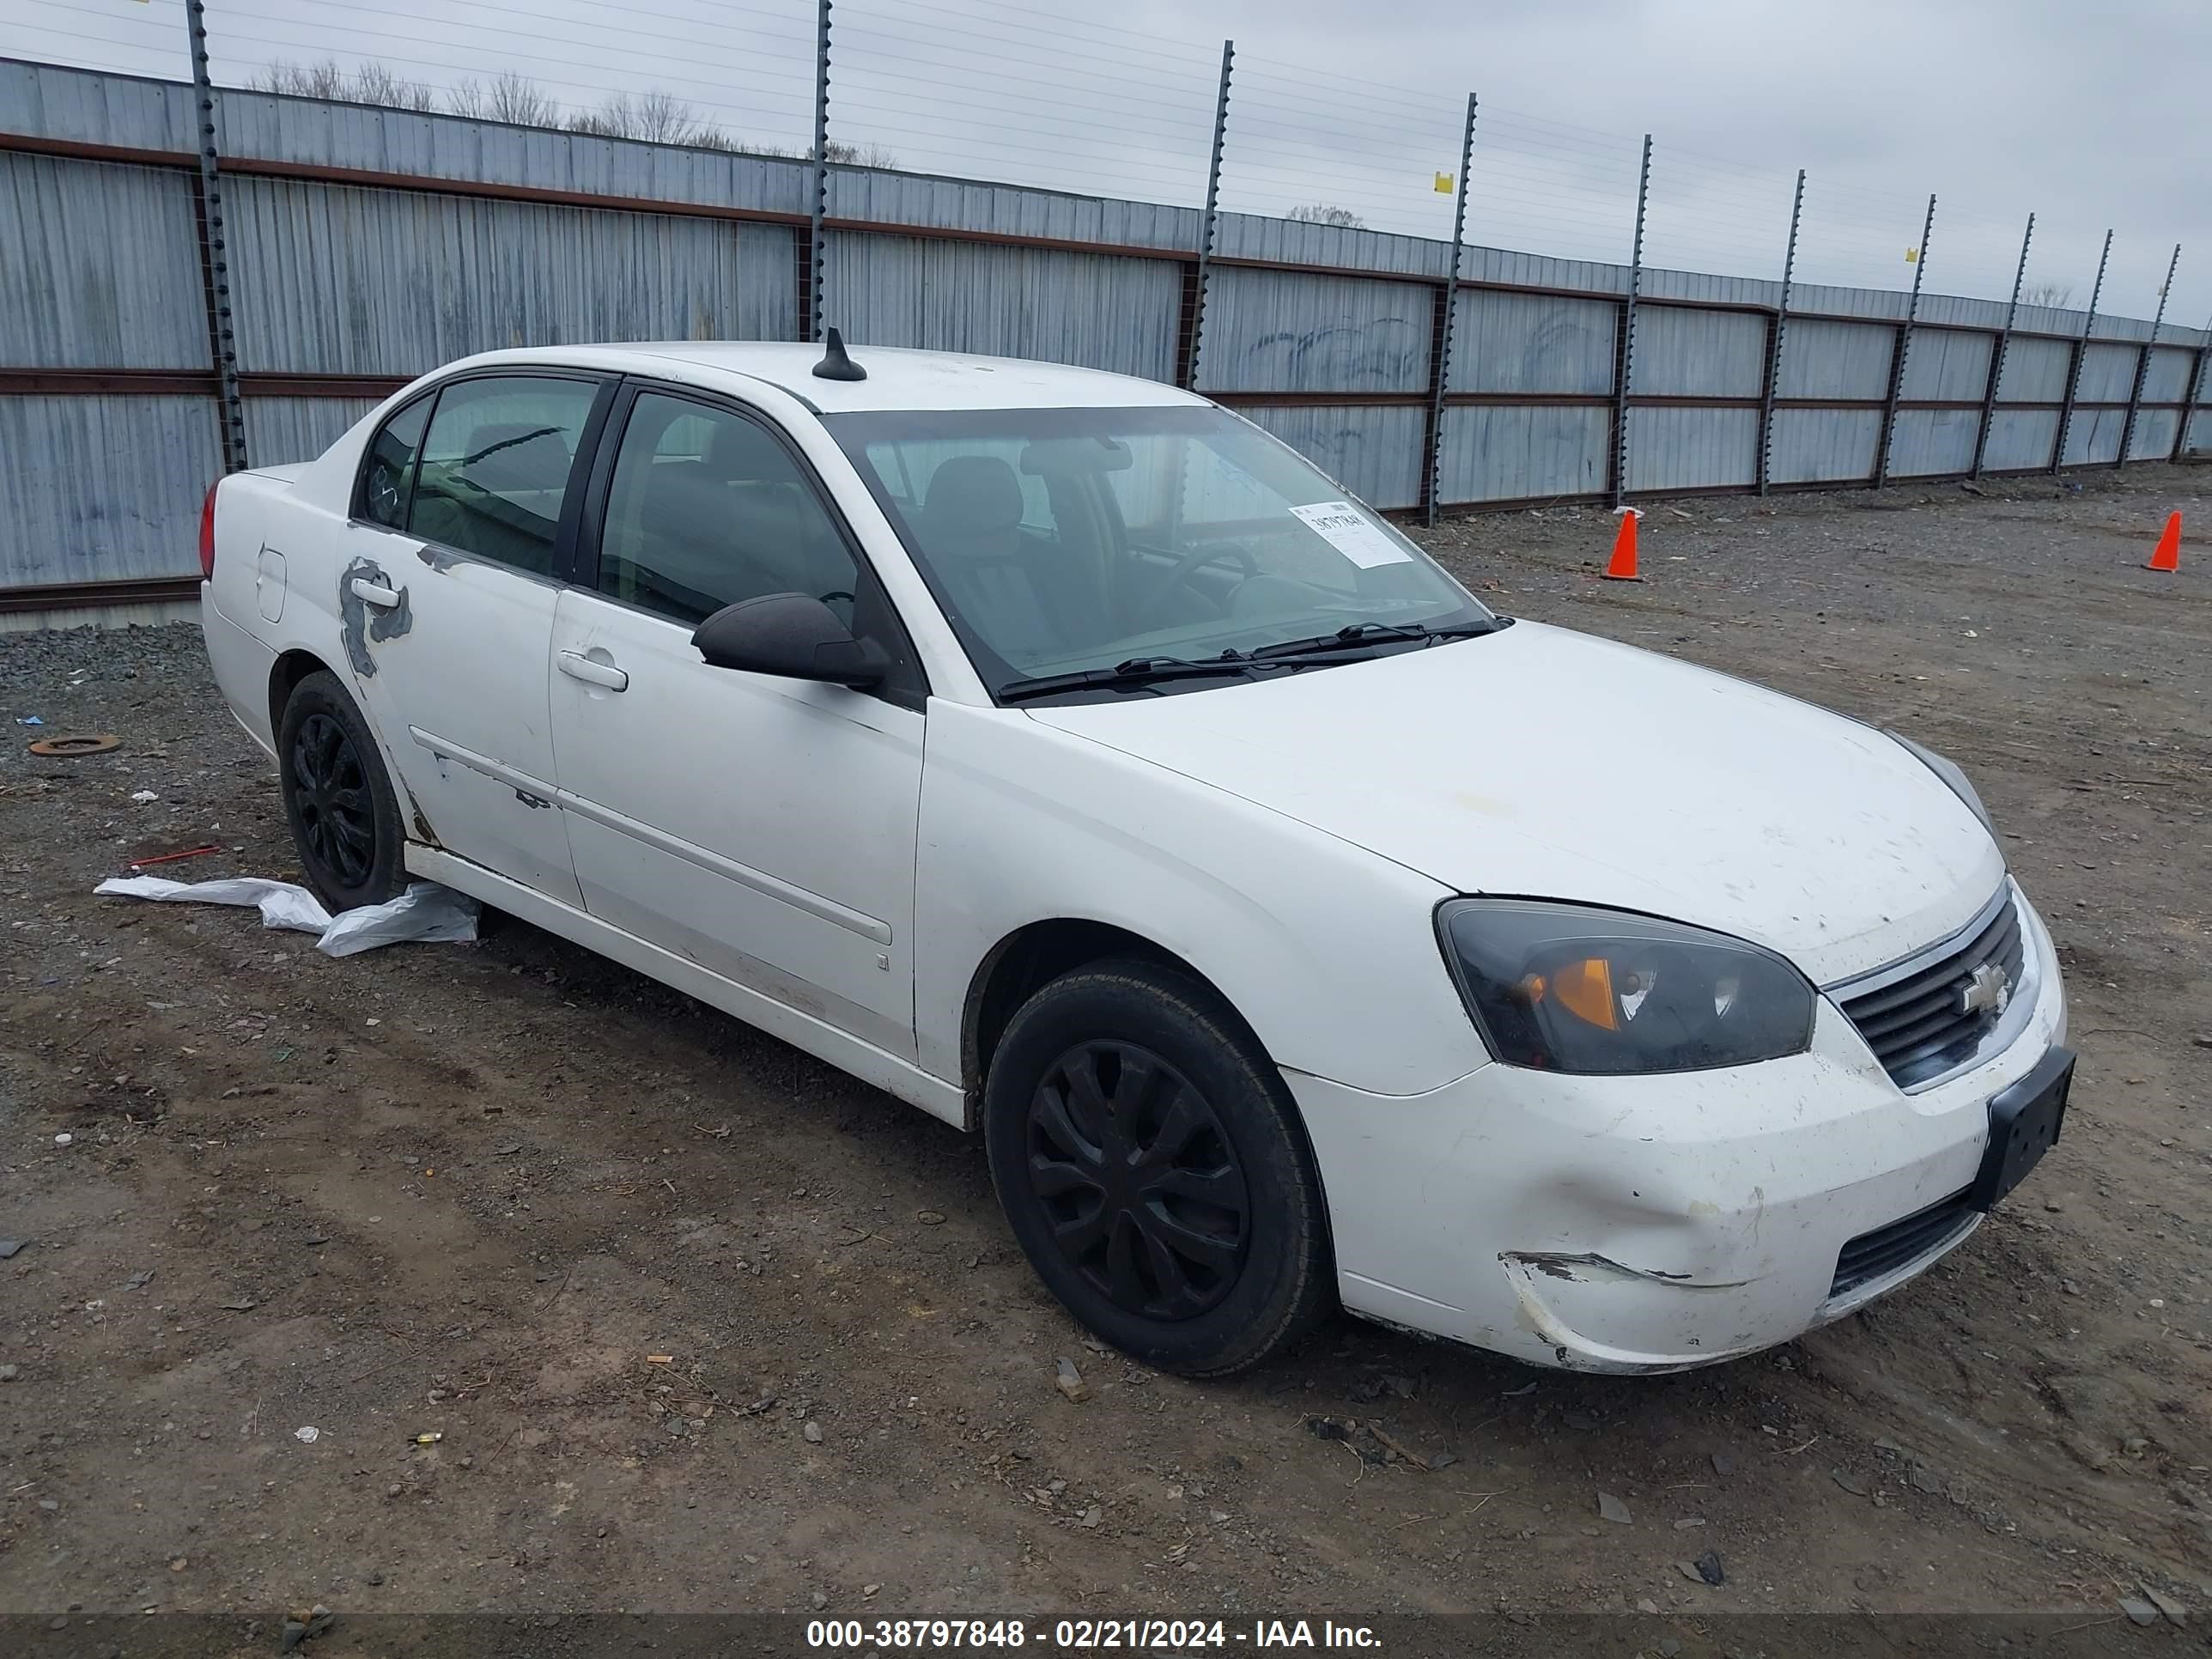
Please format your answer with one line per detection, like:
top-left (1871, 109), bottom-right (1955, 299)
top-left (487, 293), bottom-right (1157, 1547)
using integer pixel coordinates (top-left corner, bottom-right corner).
top-left (1838, 889), bottom-right (2026, 1089)
top-left (1831, 1188), bottom-right (1976, 1298)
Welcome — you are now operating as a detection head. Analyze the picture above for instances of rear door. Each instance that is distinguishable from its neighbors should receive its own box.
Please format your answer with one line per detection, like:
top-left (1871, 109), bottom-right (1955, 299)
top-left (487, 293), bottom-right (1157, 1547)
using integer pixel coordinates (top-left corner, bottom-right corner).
top-left (335, 370), bottom-right (611, 904)
top-left (547, 384), bottom-right (927, 1057)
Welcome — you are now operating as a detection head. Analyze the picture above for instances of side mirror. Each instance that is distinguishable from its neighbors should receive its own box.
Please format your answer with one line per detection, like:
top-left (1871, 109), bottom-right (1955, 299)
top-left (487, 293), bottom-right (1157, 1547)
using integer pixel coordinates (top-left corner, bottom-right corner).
top-left (691, 592), bottom-right (889, 689)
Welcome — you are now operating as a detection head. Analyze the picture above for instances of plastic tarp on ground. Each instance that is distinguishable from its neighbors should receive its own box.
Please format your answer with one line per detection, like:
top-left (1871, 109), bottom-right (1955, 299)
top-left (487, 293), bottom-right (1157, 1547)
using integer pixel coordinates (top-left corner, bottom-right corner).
top-left (94, 875), bottom-right (478, 957)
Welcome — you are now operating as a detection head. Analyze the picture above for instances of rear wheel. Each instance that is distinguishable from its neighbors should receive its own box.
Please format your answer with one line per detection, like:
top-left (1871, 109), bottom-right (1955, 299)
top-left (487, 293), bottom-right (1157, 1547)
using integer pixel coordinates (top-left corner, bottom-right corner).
top-left (278, 670), bottom-right (403, 911)
top-left (984, 958), bottom-right (1332, 1376)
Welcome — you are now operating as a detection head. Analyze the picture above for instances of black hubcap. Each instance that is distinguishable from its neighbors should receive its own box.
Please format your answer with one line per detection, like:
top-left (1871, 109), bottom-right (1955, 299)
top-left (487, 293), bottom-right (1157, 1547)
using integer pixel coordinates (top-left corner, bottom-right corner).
top-left (291, 712), bottom-right (374, 887)
top-left (1025, 1041), bottom-right (1250, 1321)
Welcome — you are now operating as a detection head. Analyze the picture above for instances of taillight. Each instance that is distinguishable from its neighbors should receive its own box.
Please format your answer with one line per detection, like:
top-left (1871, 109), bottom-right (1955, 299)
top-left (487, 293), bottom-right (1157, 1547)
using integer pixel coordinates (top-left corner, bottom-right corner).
top-left (198, 482), bottom-right (218, 580)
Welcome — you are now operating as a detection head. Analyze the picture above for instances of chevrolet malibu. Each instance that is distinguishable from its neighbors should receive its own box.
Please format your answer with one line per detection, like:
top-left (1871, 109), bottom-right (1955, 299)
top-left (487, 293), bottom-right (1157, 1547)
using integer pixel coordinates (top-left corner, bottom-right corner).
top-left (198, 337), bottom-right (2071, 1376)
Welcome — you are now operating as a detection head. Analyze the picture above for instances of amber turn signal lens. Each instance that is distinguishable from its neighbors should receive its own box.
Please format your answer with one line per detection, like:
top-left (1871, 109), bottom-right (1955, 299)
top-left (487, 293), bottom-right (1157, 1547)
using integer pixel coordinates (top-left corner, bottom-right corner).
top-left (1550, 957), bottom-right (1618, 1030)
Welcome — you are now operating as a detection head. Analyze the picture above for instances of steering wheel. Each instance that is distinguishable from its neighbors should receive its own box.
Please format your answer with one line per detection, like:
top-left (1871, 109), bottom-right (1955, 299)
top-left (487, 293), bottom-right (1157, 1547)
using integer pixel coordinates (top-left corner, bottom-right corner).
top-left (1128, 542), bottom-right (1258, 627)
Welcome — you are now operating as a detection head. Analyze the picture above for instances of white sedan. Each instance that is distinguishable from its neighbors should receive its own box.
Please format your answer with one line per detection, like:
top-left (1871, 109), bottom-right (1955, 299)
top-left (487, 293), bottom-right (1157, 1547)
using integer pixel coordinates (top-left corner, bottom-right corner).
top-left (198, 337), bottom-right (2071, 1376)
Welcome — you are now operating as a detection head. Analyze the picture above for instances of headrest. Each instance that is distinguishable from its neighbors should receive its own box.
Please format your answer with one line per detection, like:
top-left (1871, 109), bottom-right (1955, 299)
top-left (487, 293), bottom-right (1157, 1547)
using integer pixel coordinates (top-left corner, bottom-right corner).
top-left (704, 418), bottom-right (792, 483)
top-left (637, 461), bottom-right (729, 545)
top-left (920, 456), bottom-right (1024, 552)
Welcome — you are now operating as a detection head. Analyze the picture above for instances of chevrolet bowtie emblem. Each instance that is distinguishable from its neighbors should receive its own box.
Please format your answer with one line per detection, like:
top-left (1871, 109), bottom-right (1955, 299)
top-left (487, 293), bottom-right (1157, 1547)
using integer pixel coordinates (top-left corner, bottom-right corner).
top-left (1956, 961), bottom-right (2011, 1018)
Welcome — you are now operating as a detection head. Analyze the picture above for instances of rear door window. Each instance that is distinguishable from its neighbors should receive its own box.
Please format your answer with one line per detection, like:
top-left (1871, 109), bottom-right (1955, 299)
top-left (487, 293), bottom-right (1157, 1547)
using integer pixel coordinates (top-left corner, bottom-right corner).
top-left (408, 376), bottom-right (600, 576)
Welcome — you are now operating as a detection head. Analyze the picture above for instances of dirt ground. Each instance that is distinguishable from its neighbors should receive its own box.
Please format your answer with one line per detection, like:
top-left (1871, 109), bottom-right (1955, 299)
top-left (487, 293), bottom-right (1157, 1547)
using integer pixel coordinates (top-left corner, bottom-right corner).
top-left (2, 465), bottom-right (2209, 1639)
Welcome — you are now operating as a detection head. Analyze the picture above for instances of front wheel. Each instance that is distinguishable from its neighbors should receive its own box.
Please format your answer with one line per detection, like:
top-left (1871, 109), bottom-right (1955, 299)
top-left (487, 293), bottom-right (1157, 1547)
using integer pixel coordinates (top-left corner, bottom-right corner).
top-left (277, 670), bottom-right (404, 912)
top-left (983, 958), bottom-right (1333, 1376)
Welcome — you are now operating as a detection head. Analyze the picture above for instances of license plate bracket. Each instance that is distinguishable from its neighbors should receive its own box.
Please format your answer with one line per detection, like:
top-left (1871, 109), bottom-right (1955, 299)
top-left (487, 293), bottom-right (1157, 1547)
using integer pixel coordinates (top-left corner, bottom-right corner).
top-left (1970, 1046), bottom-right (2074, 1212)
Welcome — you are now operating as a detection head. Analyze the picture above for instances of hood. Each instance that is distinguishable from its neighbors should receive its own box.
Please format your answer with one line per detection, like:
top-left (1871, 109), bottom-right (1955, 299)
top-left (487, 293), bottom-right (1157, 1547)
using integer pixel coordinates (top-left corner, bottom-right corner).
top-left (1029, 621), bottom-right (2004, 986)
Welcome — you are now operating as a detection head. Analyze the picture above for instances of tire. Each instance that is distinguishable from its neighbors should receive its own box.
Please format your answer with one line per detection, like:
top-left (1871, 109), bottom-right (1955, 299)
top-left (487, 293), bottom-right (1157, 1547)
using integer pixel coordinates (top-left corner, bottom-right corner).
top-left (983, 957), bottom-right (1333, 1376)
top-left (277, 669), bottom-right (404, 912)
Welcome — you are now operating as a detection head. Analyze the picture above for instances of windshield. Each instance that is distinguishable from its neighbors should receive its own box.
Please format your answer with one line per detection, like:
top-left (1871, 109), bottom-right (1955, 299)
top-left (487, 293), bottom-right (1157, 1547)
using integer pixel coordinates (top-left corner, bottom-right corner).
top-left (825, 405), bottom-right (1493, 700)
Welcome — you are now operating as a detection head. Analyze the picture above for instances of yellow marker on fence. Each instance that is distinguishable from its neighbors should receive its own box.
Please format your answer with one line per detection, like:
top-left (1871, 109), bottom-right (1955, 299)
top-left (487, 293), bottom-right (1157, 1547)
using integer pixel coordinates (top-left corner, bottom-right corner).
top-left (1434, 172), bottom-right (1455, 194)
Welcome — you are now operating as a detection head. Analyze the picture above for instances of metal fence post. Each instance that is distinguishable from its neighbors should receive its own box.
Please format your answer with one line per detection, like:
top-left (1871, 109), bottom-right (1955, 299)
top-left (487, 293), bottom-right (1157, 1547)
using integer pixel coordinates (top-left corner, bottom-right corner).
top-left (1425, 94), bottom-right (1477, 526)
top-left (184, 0), bottom-right (247, 472)
top-left (1609, 134), bottom-right (1651, 509)
top-left (2052, 229), bottom-right (2112, 473)
top-left (2172, 309), bottom-right (2212, 463)
top-left (2118, 243), bottom-right (2180, 469)
top-left (1875, 192), bottom-right (1936, 489)
top-left (1755, 168), bottom-right (1805, 497)
top-left (1970, 213), bottom-right (2033, 480)
top-left (805, 0), bottom-right (831, 343)
top-left (1182, 40), bottom-right (1233, 393)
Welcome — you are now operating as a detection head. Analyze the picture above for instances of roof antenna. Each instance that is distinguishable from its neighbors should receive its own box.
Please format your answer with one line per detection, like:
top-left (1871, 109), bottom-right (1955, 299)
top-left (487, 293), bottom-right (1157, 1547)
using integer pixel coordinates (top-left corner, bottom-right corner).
top-left (812, 326), bottom-right (866, 382)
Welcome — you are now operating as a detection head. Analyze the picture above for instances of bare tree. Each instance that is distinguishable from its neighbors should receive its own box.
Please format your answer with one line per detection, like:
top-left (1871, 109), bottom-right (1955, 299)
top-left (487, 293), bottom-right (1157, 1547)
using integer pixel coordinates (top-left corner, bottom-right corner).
top-left (683, 128), bottom-right (797, 157)
top-left (254, 58), bottom-right (347, 100)
top-left (568, 89), bottom-right (712, 146)
top-left (254, 58), bottom-right (434, 112)
top-left (629, 89), bottom-right (702, 145)
top-left (2021, 281), bottom-right (2075, 309)
top-left (350, 61), bottom-right (436, 113)
top-left (483, 71), bottom-right (559, 128)
top-left (567, 96), bottom-right (635, 141)
top-left (823, 140), bottom-right (899, 168)
top-left (256, 56), bottom-right (814, 160)
top-left (1287, 203), bottom-right (1365, 228)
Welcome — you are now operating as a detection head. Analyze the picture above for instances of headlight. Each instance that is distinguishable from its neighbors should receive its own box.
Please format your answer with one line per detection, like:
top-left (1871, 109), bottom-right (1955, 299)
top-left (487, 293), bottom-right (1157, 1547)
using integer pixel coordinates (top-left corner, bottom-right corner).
top-left (1887, 731), bottom-right (1996, 839)
top-left (1437, 900), bottom-right (1815, 1075)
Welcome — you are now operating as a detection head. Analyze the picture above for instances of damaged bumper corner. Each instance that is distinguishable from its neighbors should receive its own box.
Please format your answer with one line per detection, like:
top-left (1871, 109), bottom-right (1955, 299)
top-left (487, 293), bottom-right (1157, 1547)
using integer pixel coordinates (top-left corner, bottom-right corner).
top-left (1291, 895), bottom-right (2068, 1373)
top-left (1499, 1250), bottom-right (1787, 1374)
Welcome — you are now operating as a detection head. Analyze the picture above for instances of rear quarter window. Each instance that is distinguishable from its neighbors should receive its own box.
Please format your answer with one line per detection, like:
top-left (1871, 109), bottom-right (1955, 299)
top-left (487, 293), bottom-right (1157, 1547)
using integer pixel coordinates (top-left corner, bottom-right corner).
top-left (358, 394), bottom-right (432, 529)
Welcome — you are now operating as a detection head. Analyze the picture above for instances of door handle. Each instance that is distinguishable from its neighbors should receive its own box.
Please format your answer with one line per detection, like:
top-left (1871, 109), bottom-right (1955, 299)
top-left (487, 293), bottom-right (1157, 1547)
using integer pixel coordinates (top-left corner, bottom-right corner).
top-left (349, 577), bottom-right (401, 610)
top-left (558, 650), bottom-right (629, 692)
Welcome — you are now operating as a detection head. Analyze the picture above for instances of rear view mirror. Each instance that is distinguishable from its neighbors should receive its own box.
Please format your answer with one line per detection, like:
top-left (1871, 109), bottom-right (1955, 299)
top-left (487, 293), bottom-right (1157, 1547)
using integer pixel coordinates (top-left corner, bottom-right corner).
top-left (1018, 435), bottom-right (1132, 474)
top-left (692, 593), bottom-right (888, 688)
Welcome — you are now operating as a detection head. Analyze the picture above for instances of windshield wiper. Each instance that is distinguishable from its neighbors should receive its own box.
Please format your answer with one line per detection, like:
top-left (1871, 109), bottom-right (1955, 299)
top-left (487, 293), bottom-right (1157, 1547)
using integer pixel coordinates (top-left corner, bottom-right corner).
top-left (999, 623), bottom-right (1511, 702)
top-left (998, 654), bottom-right (1263, 703)
top-left (463, 424), bottom-right (561, 465)
top-left (1249, 617), bottom-right (1510, 660)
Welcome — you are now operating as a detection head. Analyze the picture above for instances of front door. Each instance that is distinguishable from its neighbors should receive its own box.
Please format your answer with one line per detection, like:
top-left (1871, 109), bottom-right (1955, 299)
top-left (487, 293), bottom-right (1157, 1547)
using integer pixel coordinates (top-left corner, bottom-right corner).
top-left (337, 371), bottom-right (608, 906)
top-left (548, 386), bottom-right (927, 1057)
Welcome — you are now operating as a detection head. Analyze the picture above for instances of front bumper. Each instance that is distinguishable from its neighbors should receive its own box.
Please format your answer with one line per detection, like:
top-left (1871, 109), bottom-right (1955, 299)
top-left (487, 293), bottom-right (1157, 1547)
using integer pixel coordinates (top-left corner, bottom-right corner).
top-left (1291, 887), bottom-right (2069, 1372)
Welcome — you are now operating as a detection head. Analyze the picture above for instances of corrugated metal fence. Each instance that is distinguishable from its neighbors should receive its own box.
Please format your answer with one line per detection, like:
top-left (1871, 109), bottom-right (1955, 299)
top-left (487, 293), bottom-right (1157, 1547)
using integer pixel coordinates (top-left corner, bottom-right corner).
top-left (3, 57), bottom-right (2208, 613)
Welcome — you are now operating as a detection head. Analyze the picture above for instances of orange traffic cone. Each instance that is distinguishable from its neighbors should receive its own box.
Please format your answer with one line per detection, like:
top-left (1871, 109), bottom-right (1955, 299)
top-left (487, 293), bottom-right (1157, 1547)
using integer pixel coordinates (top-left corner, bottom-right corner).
top-left (2146, 511), bottom-right (2181, 572)
top-left (1603, 510), bottom-right (1642, 580)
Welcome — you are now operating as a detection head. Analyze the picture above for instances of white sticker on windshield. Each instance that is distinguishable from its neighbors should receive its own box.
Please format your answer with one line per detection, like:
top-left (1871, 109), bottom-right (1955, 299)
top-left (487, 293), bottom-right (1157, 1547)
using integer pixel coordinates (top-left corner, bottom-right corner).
top-left (1288, 501), bottom-right (1413, 568)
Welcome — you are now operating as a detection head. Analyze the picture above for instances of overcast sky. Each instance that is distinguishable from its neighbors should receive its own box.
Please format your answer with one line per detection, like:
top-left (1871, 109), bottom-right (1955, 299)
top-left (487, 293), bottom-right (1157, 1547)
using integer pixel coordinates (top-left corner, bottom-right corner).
top-left (9, 0), bottom-right (2209, 323)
